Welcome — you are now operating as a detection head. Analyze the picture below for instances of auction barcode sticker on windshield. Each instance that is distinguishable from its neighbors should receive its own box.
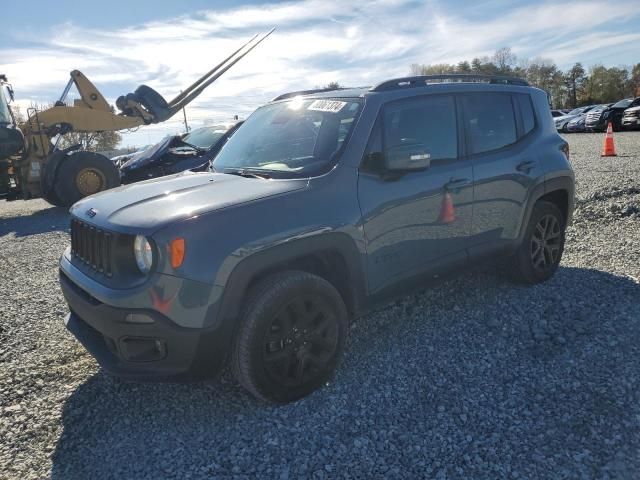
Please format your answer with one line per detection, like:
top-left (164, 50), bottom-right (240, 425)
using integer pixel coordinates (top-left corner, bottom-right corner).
top-left (307, 100), bottom-right (347, 113)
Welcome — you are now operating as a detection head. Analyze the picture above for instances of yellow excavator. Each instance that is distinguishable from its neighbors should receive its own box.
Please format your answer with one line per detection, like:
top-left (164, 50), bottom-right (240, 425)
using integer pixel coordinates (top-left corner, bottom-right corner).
top-left (0, 29), bottom-right (273, 207)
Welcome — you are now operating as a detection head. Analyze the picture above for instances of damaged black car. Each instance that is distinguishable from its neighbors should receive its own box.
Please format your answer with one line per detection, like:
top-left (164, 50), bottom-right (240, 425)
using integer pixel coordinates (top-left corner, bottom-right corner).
top-left (119, 121), bottom-right (242, 184)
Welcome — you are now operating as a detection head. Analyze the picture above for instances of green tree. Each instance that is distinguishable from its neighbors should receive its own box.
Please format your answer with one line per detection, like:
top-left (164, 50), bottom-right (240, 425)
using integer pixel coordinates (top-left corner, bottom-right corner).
top-left (470, 57), bottom-right (483, 74)
top-left (410, 63), bottom-right (456, 75)
top-left (456, 61), bottom-right (472, 73)
top-left (582, 65), bottom-right (630, 104)
top-left (406, 50), bottom-right (638, 109)
top-left (563, 63), bottom-right (586, 108)
top-left (630, 63), bottom-right (640, 97)
top-left (523, 58), bottom-right (564, 106)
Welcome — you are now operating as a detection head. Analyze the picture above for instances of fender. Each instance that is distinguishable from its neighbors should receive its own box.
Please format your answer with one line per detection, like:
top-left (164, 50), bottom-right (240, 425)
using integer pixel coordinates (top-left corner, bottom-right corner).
top-left (545, 174), bottom-right (575, 224)
top-left (515, 174), bottom-right (575, 245)
top-left (214, 232), bottom-right (367, 326)
top-left (41, 143), bottom-right (82, 197)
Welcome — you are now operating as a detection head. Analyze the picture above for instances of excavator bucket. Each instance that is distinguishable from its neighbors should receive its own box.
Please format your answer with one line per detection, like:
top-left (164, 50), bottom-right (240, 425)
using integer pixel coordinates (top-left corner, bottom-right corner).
top-left (116, 28), bottom-right (275, 124)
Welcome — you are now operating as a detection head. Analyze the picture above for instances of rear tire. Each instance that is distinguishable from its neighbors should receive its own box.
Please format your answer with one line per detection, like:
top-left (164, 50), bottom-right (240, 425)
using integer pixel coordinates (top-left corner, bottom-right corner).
top-left (53, 151), bottom-right (120, 206)
top-left (231, 271), bottom-right (348, 403)
top-left (508, 201), bottom-right (566, 284)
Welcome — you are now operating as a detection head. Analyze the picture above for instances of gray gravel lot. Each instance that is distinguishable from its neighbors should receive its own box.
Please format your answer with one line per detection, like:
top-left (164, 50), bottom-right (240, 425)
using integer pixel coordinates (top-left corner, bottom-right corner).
top-left (1, 132), bottom-right (639, 479)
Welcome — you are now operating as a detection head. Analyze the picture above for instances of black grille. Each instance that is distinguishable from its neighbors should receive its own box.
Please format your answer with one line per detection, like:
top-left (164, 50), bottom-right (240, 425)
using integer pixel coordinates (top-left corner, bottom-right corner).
top-left (70, 219), bottom-right (114, 276)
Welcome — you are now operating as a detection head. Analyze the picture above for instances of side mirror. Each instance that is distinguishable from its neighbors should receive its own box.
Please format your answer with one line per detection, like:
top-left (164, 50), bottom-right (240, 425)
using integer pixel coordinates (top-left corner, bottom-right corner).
top-left (384, 143), bottom-right (431, 171)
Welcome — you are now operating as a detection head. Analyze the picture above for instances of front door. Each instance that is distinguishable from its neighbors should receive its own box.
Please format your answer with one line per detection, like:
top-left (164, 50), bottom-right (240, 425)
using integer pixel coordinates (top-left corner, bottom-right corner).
top-left (357, 94), bottom-right (474, 293)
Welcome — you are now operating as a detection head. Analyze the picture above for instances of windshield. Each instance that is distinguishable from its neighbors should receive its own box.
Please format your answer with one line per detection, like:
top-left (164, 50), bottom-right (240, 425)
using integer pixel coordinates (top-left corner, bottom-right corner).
top-left (213, 98), bottom-right (362, 177)
top-left (0, 87), bottom-right (12, 124)
top-left (182, 125), bottom-right (232, 149)
top-left (568, 107), bottom-right (584, 115)
top-left (612, 99), bottom-right (632, 109)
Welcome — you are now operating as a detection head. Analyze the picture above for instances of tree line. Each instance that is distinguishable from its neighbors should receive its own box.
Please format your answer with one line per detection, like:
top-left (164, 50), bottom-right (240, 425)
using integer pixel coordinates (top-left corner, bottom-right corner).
top-left (410, 47), bottom-right (640, 109)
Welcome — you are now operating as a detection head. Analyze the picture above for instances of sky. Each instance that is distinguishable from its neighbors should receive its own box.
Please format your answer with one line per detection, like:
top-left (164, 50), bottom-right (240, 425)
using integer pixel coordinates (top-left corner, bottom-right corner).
top-left (2, 0), bottom-right (639, 147)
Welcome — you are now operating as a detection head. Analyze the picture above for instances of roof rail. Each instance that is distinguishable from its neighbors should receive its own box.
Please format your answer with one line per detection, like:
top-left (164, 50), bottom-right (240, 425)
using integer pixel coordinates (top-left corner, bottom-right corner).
top-left (371, 74), bottom-right (529, 92)
top-left (271, 87), bottom-right (346, 102)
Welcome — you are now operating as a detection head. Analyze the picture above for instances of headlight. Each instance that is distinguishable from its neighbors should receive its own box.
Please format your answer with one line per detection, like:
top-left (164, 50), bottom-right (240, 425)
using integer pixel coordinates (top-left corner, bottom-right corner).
top-left (133, 235), bottom-right (153, 274)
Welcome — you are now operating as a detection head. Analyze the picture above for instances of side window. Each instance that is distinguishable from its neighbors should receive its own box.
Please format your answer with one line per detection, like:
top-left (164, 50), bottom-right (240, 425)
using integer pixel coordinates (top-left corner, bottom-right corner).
top-left (461, 94), bottom-right (517, 155)
top-left (516, 94), bottom-right (535, 136)
top-left (383, 95), bottom-right (457, 161)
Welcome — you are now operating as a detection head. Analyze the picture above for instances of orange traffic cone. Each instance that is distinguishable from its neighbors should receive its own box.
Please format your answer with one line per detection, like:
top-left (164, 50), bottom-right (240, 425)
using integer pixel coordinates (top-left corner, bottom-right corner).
top-left (439, 192), bottom-right (455, 224)
top-left (601, 121), bottom-right (617, 157)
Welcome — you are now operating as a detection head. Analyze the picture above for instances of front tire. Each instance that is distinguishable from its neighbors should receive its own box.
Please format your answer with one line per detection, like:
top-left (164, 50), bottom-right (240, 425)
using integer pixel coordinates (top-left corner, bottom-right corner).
top-left (53, 151), bottom-right (120, 206)
top-left (508, 201), bottom-right (566, 284)
top-left (231, 271), bottom-right (348, 403)
top-left (42, 188), bottom-right (66, 207)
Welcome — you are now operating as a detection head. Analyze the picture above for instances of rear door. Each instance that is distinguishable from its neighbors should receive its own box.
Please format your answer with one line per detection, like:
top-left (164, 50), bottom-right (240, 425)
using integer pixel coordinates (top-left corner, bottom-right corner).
top-left (357, 94), bottom-right (474, 293)
top-left (461, 92), bottom-right (542, 252)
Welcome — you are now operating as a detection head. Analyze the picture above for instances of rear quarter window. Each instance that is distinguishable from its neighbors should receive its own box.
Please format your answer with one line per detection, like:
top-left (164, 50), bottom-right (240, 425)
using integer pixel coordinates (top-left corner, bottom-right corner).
top-left (516, 94), bottom-right (536, 136)
top-left (461, 93), bottom-right (517, 155)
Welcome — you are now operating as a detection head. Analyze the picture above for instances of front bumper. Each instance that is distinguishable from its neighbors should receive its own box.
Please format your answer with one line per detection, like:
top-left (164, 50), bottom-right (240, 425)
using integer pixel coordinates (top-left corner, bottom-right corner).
top-left (60, 270), bottom-right (231, 380)
top-left (622, 117), bottom-right (639, 127)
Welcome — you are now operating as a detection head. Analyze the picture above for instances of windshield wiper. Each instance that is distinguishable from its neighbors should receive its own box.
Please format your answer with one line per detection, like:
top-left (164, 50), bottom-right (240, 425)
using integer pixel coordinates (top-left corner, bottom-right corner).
top-left (181, 140), bottom-right (206, 153)
top-left (223, 167), bottom-right (271, 179)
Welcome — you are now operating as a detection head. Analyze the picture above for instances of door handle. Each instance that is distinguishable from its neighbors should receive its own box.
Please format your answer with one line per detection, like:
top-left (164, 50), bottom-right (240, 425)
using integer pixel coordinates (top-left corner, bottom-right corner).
top-left (516, 160), bottom-right (536, 173)
top-left (445, 177), bottom-right (471, 190)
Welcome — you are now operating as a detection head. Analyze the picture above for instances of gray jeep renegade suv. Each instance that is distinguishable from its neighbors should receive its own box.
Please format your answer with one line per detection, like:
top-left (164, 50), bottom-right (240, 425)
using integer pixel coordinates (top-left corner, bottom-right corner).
top-left (59, 75), bottom-right (574, 403)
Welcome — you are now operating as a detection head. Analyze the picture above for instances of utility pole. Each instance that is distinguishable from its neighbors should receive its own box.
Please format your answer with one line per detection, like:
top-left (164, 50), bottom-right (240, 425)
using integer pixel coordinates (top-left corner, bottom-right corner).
top-left (180, 90), bottom-right (190, 132)
top-left (182, 105), bottom-right (190, 132)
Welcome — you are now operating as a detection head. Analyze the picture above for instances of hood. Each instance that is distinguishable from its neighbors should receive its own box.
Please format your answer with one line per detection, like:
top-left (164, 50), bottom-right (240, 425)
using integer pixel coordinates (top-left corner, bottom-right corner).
top-left (121, 136), bottom-right (176, 170)
top-left (70, 171), bottom-right (307, 234)
top-left (555, 113), bottom-right (577, 123)
top-left (568, 114), bottom-right (586, 124)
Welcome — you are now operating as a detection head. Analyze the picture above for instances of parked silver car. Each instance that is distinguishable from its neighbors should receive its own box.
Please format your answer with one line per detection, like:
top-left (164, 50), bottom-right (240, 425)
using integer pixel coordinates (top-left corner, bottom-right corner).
top-left (554, 106), bottom-right (595, 133)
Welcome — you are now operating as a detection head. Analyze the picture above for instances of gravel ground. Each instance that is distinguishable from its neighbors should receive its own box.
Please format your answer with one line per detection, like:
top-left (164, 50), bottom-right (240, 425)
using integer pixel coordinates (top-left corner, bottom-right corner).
top-left (1, 132), bottom-right (639, 479)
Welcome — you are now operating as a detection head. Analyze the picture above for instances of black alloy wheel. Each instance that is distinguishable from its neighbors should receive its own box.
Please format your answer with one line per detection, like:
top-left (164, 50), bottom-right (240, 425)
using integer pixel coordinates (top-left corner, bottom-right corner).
top-left (232, 271), bottom-right (348, 403)
top-left (531, 214), bottom-right (562, 272)
top-left (263, 295), bottom-right (339, 387)
top-left (508, 200), bottom-right (566, 284)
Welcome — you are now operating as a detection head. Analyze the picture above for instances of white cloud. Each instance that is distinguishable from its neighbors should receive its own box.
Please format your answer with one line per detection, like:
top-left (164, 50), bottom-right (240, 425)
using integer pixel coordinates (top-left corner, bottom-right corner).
top-left (1, 0), bottom-right (638, 146)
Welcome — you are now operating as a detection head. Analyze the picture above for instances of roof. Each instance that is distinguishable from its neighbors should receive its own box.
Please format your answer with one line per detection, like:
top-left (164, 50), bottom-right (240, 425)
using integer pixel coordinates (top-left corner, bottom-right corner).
top-left (272, 75), bottom-right (537, 103)
top-left (305, 88), bottom-right (371, 99)
top-left (271, 87), bottom-right (370, 102)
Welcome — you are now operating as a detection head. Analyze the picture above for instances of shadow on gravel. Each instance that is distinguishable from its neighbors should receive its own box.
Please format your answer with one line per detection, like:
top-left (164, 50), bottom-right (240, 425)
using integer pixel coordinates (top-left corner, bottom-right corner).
top-left (0, 205), bottom-right (69, 237)
top-left (51, 266), bottom-right (640, 478)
